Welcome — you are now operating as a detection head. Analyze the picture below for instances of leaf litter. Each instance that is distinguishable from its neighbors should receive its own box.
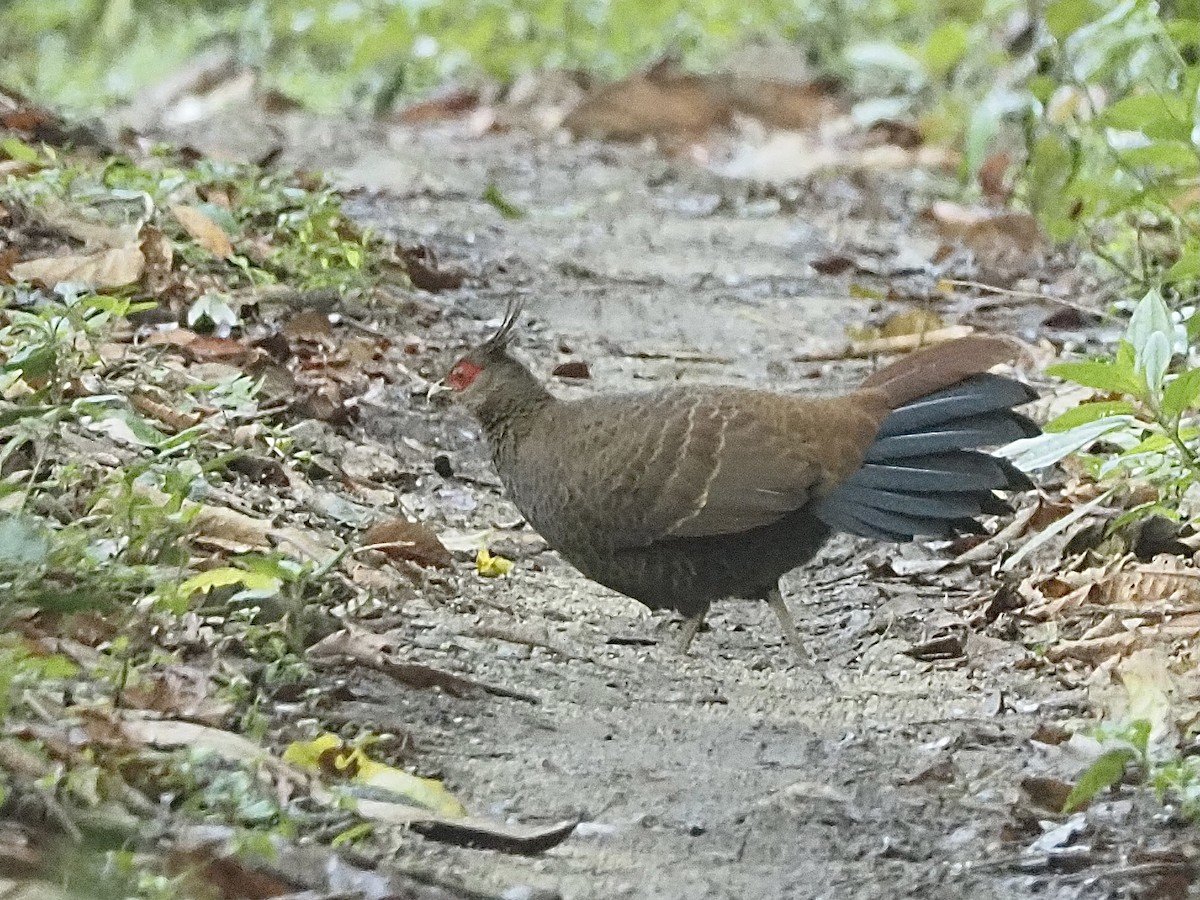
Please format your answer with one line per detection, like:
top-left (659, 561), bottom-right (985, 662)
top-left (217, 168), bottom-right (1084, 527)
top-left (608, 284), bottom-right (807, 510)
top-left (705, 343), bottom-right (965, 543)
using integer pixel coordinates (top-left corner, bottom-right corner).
top-left (6, 33), bottom-right (1200, 898)
top-left (0, 104), bottom-right (575, 897)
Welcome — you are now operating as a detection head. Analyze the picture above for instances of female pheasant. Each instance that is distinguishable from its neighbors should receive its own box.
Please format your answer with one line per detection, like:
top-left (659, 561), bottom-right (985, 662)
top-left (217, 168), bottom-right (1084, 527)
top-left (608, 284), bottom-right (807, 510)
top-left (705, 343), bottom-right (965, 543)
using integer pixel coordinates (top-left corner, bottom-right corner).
top-left (447, 304), bottom-right (1038, 655)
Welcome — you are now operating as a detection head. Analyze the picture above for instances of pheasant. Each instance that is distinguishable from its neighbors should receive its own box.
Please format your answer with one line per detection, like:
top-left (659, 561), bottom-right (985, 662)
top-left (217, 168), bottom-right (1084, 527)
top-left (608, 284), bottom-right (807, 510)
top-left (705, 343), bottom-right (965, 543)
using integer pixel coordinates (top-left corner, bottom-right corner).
top-left (446, 304), bottom-right (1038, 655)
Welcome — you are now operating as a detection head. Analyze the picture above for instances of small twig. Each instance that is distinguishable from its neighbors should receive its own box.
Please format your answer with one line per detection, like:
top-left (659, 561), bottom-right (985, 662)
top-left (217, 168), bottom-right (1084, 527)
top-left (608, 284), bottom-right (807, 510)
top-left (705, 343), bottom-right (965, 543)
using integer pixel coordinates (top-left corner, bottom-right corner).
top-left (793, 325), bottom-right (975, 363)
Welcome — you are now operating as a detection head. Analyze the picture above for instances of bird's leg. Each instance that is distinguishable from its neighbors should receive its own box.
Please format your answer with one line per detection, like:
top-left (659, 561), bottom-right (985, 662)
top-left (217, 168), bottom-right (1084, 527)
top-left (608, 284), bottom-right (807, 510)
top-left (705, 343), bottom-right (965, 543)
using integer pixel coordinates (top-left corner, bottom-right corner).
top-left (676, 610), bottom-right (706, 654)
top-left (766, 588), bottom-right (805, 655)
top-left (766, 588), bottom-right (833, 684)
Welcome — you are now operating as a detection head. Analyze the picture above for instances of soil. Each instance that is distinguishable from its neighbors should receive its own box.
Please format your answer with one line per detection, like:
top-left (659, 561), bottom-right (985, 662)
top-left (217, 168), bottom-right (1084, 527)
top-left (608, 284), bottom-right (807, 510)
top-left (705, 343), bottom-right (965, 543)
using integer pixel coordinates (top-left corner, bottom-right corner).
top-left (156, 111), bottom-right (1188, 900)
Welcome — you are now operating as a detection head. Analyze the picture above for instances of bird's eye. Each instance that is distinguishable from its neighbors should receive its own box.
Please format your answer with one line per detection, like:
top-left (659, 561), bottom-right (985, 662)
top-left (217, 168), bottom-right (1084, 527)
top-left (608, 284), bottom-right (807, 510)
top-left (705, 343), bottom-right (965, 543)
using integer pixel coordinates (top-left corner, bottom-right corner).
top-left (448, 360), bottom-right (483, 391)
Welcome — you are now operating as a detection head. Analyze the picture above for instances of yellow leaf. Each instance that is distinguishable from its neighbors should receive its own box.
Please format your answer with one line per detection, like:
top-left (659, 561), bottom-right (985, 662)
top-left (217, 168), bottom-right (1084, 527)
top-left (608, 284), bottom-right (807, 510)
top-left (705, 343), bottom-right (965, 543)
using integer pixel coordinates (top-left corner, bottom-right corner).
top-left (476, 547), bottom-right (513, 577)
top-left (178, 566), bottom-right (279, 597)
top-left (283, 733), bottom-right (466, 818)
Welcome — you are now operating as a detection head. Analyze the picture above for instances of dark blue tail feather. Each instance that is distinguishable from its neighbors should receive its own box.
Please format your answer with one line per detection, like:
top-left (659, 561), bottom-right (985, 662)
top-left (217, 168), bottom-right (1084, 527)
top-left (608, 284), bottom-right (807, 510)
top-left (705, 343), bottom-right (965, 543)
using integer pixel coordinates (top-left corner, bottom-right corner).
top-left (814, 373), bottom-right (1037, 540)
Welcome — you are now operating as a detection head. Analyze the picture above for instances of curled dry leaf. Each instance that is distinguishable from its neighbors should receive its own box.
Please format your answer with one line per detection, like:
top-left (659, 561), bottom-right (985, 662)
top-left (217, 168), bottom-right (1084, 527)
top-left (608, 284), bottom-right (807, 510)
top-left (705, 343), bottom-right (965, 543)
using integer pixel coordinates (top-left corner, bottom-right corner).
top-left (1020, 555), bottom-right (1200, 621)
top-left (308, 625), bottom-right (538, 703)
top-left (171, 204), bottom-right (234, 258)
top-left (10, 244), bottom-right (144, 290)
top-left (139, 224), bottom-right (174, 296)
top-left (129, 392), bottom-right (204, 432)
top-left (362, 520), bottom-right (452, 569)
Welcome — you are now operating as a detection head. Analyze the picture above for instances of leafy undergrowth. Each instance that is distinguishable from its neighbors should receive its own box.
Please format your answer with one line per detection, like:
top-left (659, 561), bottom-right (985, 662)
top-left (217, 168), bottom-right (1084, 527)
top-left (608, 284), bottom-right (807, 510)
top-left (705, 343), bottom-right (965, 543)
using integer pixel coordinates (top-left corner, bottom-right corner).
top-left (0, 103), bottom-right (559, 897)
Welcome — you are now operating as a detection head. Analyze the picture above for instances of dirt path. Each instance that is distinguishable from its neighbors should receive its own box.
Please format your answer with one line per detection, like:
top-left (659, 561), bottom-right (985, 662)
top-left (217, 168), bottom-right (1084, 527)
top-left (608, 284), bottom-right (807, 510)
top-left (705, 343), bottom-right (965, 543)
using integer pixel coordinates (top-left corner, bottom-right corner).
top-left (164, 113), bottom-right (1176, 899)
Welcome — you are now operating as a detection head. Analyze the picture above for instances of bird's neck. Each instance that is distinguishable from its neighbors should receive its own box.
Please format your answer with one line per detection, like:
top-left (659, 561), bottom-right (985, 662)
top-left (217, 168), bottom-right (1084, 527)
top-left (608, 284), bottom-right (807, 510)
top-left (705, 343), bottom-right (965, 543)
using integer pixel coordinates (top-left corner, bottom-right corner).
top-left (475, 358), bottom-right (555, 445)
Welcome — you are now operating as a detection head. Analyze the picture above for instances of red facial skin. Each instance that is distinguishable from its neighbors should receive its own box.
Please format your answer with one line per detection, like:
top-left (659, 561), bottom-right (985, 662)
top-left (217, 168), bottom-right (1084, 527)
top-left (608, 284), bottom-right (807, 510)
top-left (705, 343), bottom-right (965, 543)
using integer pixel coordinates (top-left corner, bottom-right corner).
top-left (448, 360), bottom-right (482, 391)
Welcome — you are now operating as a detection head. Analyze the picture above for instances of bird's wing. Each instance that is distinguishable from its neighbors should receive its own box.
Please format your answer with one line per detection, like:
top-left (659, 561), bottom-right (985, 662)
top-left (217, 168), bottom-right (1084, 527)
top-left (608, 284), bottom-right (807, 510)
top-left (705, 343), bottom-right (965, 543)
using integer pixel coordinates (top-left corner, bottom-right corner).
top-left (511, 388), bottom-right (885, 549)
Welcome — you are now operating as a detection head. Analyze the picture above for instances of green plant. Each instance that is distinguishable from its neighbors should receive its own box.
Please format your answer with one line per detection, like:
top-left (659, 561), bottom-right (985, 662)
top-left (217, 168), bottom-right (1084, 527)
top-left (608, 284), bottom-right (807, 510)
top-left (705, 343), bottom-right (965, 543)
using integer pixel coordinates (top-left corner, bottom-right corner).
top-left (1017, 0), bottom-right (1200, 289)
top-left (1004, 290), bottom-right (1200, 517)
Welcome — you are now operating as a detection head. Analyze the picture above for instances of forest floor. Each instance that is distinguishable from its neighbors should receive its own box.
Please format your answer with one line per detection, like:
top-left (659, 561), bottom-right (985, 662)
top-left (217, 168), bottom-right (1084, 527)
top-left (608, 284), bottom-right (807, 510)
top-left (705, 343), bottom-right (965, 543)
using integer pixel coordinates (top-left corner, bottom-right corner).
top-left (2, 78), bottom-right (1195, 900)
top-left (156, 105), bottom-right (1187, 900)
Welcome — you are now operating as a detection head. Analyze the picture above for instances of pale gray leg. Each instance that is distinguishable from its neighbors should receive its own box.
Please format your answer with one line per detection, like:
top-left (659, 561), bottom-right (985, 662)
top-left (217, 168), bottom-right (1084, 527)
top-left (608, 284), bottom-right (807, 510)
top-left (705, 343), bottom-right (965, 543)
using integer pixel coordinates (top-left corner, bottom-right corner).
top-left (676, 610), bottom-right (706, 654)
top-left (767, 587), bottom-right (832, 682)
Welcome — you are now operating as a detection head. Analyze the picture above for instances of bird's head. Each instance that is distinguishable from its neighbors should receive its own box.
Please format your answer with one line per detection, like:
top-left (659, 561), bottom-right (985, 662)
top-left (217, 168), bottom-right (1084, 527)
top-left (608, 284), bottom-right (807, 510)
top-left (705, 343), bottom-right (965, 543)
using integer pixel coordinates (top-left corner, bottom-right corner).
top-left (445, 298), bottom-right (547, 420)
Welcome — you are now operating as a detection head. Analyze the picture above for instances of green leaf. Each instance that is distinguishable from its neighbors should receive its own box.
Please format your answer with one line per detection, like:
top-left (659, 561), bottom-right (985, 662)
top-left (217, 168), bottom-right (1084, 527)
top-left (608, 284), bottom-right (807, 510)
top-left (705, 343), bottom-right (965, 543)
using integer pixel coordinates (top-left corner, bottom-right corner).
top-left (0, 514), bottom-right (50, 565)
top-left (1063, 747), bottom-right (1136, 813)
top-left (482, 183), bottom-right (525, 220)
top-left (1044, 400), bottom-right (1136, 432)
top-left (0, 138), bottom-right (39, 164)
top-left (1116, 141), bottom-right (1200, 172)
top-left (1127, 431), bottom-right (1175, 453)
top-left (1045, 0), bottom-right (1102, 39)
top-left (1127, 289), bottom-right (1176, 392)
top-left (1099, 94), bottom-right (1192, 140)
top-left (1166, 252), bottom-right (1200, 284)
top-left (922, 21), bottom-right (969, 77)
top-left (1046, 360), bottom-right (1145, 396)
top-left (1162, 369), bottom-right (1200, 419)
top-left (1142, 332), bottom-right (1171, 397)
top-left (996, 418), bottom-right (1136, 471)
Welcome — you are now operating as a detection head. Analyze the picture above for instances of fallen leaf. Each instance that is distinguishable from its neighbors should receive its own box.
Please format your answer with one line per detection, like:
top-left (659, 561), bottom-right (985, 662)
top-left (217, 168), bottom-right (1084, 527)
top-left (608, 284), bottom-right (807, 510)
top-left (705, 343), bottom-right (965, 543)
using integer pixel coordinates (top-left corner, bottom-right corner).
top-left (171, 204), bottom-right (234, 258)
top-left (552, 361), bottom-right (591, 379)
top-left (1022, 776), bottom-right (1073, 813)
top-left (922, 201), bottom-right (1047, 277)
top-left (308, 626), bottom-right (538, 703)
top-left (121, 667), bottom-right (232, 727)
top-left (11, 245), bottom-right (144, 290)
top-left (397, 88), bottom-right (480, 123)
top-left (281, 309), bottom-right (334, 343)
top-left (138, 224), bottom-right (175, 296)
top-left (978, 151), bottom-right (1013, 201)
top-left (564, 64), bottom-right (733, 142)
top-left (362, 519), bottom-right (452, 569)
top-left (283, 732), bottom-right (466, 817)
top-left (476, 546), bottom-right (514, 577)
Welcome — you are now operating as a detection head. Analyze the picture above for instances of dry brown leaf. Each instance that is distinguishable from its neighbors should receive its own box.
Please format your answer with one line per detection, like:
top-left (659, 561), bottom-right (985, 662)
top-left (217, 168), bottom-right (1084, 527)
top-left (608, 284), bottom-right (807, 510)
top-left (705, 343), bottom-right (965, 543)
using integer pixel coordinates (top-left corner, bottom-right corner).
top-left (923, 201), bottom-right (1047, 276)
top-left (725, 77), bottom-right (842, 130)
top-left (171, 204), bottom-right (234, 258)
top-left (0, 246), bottom-right (17, 284)
top-left (130, 392), bottom-right (204, 432)
top-left (192, 504), bottom-right (273, 552)
top-left (978, 151), bottom-right (1014, 201)
top-left (139, 224), bottom-right (175, 295)
top-left (397, 88), bottom-right (481, 123)
top-left (282, 309), bottom-right (334, 343)
top-left (308, 626), bottom-right (537, 702)
top-left (184, 335), bottom-right (261, 365)
top-left (36, 197), bottom-right (139, 249)
top-left (10, 245), bottom-right (144, 290)
top-left (362, 519), bottom-right (452, 568)
top-left (564, 68), bottom-right (733, 142)
top-left (121, 667), bottom-right (232, 727)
